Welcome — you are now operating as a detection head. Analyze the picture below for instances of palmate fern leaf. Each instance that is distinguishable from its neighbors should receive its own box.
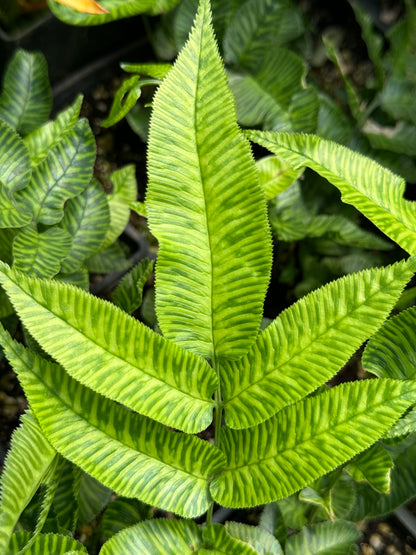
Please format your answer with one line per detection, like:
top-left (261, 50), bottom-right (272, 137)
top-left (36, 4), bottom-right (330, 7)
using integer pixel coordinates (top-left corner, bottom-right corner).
top-left (210, 379), bottom-right (416, 508)
top-left (246, 131), bottom-right (416, 255)
top-left (221, 258), bottom-right (416, 429)
top-left (147, 0), bottom-right (272, 360)
top-left (0, 327), bottom-right (226, 518)
top-left (0, 263), bottom-right (216, 433)
top-left (0, 410), bottom-right (57, 554)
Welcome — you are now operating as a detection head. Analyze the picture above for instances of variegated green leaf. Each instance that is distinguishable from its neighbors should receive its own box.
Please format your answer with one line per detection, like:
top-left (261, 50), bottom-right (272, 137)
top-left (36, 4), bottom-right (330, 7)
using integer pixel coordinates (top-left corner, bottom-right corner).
top-left (256, 155), bottom-right (302, 200)
top-left (59, 179), bottom-right (110, 274)
top-left (223, 0), bottom-right (304, 69)
top-left (0, 50), bottom-right (52, 136)
top-left (112, 258), bottom-right (154, 314)
top-left (210, 379), bottom-right (416, 507)
top-left (0, 182), bottom-right (32, 229)
top-left (85, 242), bottom-right (131, 273)
top-left (99, 519), bottom-right (202, 554)
top-left (245, 131), bottom-right (416, 255)
top-left (0, 333), bottom-right (225, 518)
top-left (121, 62), bottom-right (172, 78)
top-left (225, 522), bottom-right (283, 555)
top-left (363, 306), bottom-right (416, 380)
top-left (52, 460), bottom-right (78, 532)
top-left (102, 497), bottom-right (151, 540)
top-left (0, 263), bottom-right (216, 433)
top-left (47, 0), bottom-right (181, 24)
top-left (284, 520), bottom-right (361, 555)
top-left (384, 407), bottom-right (416, 438)
top-left (0, 409), bottom-right (57, 554)
top-left (77, 472), bottom-right (112, 524)
top-left (202, 523), bottom-right (258, 554)
top-left (346, 443), bottom-right (393, 493)
top-left (24, 95), bottom-right (83, 165)
top-left (16, 118), bottom-right (96, 225)
top-left (221, 258), bottom-right (415, 429)
top-left (0, 121), bottom-right (31, 194)
top-left (6, 531), bottom-right (87, 555)
top-left (101, 165), bottom-right (137, 249)
top-left (147, 0), bottom-right (272, 360)
top-left (12, 226), bottom-right (72, 278)
top-left (57, 265), bottom-right (89, 289)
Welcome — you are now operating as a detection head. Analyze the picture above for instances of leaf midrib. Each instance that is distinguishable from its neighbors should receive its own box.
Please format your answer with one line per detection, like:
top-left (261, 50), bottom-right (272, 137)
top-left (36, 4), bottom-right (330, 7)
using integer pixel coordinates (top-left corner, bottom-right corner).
top-left (226, 272), bottom-right (399, 404)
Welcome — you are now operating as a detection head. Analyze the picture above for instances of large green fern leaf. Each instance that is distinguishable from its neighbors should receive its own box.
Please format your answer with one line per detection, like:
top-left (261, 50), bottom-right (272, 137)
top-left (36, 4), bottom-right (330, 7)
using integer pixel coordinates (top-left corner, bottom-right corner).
top-left (146, 0), bottom-right (272, 360)
top-left (221, 258), bottom-right (416, 429)
top-left (0, 329), bottom-right (226, 518)
top-left (0, 263), bottom-right (216, 433)
top-left (246, 131), bottom-right (416, 255)
top-left (210, 379), bottom-right (416, 508)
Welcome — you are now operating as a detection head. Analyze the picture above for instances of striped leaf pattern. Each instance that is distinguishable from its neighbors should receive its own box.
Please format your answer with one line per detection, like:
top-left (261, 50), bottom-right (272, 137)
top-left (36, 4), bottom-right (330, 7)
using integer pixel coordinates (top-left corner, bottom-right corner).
top-left (47, 0), bottom-right (181, 24)
top-left (220, 258), bottom-right (416, 429)
top-left (0, 410), bottom-right (57, 554)
top-left (0, 50), bottom-right (52, 136)
top-left (17, 119), bottom-right (96, 225)
top-left (59, 179), bottom-right (110, 274)
top-left (0, 182), bottom-right (32, 229)
top-left (210, 379), bottom-right (416, 508)
top-left (346, 443), bottom-right (393, 493)
top-left (256, 155), bottom-right (302, 200)
top-left (0, 263), bottom-right (216, 433)
top-left (112, 258), bottom-right (154, 314)
top-left (223, 0), bottom-right (304, 69)
top-left (102, 497), bottom-right (151, 540)
top-left (202, 523), bottom-right (258, 554)
top-left (245, 131), bottom-right (416, 255)
top-left (284, 520), bottom-right (361, 555)
top-left (363, 307), bottom-right (416, 380)
top-left (13, 226), bottom-right (72, 278)
top-left (100, 519), bottom-right (202, 554)
top-left (0, 335), bottom-right (225, 518)
top-left (101, 165), bottom-right (137, 249)
top-left (147, 0), bottom-right (272, 360)
top-left (225, 522), bottom-right (283, 555)
top-left (7, 532), bottom-right (87, 554)
top-left (0, 121), bottom-right (31, 194)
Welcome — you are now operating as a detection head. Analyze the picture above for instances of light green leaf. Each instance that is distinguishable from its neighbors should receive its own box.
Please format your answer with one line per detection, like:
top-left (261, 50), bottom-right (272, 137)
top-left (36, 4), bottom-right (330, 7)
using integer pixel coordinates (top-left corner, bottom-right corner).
top-left (112, 258), bottom-right (154, 314)
top-left (17, 118), bottom-right (96, 226)
top-left (24, 95), bottom-right (83, 166)
top-left (0, 263), bottom-right (217, 433)
top-left (223, 0), bottom-right (304, 69)
top-left (210, 379), bottom-right (416, 507)
top-left (85, 242), bottom-right (131, 273)
top-left (221, 258), bottom-right (416, 429)
top-left (0, 182), bottom-right (32, 229)
top-left (121, 62), bottom-right (172, 78)
top-left (47, 0), bottom-right (181, 24)
top-left (256, 155), bottom-right (302, 200)
top-left (384, 407), bottom-right (416, 438)
top-left (102, 165), bottom-right (137, 249)
top-left (129, 200), bottom-right (147, 217)
top-left (59, 179), bottom-right (110, 274)
top-left (101, 75), bottom-right (146, 128)
top-left (0, 333), bottom-right (226, 518)
top-left (6, 531), bottom-right (87, 554)
top-left (0, 121), bottom-right (31, 194)
top-left (202, 524), bottom-right (258, 554)
top-left (102, 497), bottom-right (151, 540)
top-left (99, 519), bottom-right (202, 554)
top-left (0, 409), bottom-right (56, 554)
top-left (225, 522), bottom-right (283, 555)
top-left (284, 520), bottom-right (361, 555)
top-left (147, 0), bottom-right (272, 360)
top-left (246, 131), bottom-right (416, 255)
top-left (12, 226), bottom-right (72, 278)
top-left (346, 443), bottom-right (393, 493)
top-left (0, 50), bottom-right (52, 136)
top-left (363, 306), bottom-right (416, 380)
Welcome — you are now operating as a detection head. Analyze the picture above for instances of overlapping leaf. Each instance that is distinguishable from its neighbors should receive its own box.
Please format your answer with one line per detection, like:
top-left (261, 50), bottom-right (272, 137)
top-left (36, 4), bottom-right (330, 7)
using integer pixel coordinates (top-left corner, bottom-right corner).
top-left (0, 410), bottom-right (56, 554)
top-left (284, 520), bottom-right (361, 555)
top-left (221, 258), bottom-right (416, 429)
top-left (0, 263), bottom-right (216, 433)
top-left (0, 330), bottom-right (226, 518)
top-left (0, 50), bottom-right (52, 136)
top-left (147, 0), bottom-right (272, 360)
top-left (47, 0), bottom-right (181, 24)
top-left (7, 531), bottom-right (87, 554)
top-left (225, 522), bottom-right (283, 554)
top-left (346, 443), bottom-right (393, 493)
top-left (363, 306), bottom-right (416, 380)
top-left (112, 258), bottom-right (154, 314)
top-left (59, 179), bottom-right (110, 274)
top-left (256, 155), bottom-right (302, 200)
top-left (211, 379), bottom-right (416, 508)
top-left (246, 131), bottom-right (416, 255)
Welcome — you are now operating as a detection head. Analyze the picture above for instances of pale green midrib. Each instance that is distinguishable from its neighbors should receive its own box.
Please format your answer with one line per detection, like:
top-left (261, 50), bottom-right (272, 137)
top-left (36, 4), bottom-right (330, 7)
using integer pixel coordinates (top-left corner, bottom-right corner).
top-left (8, 278), bottom-right (209, 404)
top-left (224, 385), bottom-right (407, 472)
top-left (15, 58), bottom-right (33, 130)
top-left (193, 16), bottom-right (215, 359)
top-left (33, 132), bottom-right (84, 222)
top-left (7, 340), bottom-right (211, 484)
top-left (272, 138), bottom-right (416, 231)
top-left (225, 273), bottom-right (400, 403)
